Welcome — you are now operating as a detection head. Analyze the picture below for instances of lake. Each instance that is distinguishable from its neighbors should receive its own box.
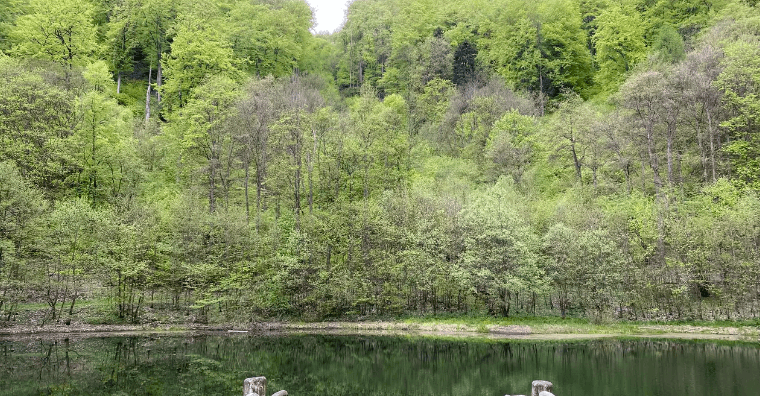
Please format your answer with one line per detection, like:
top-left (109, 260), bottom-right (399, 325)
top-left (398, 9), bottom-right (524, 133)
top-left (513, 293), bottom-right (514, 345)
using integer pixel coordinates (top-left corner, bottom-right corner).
top-left (1, 333), bottom-right (758, 395)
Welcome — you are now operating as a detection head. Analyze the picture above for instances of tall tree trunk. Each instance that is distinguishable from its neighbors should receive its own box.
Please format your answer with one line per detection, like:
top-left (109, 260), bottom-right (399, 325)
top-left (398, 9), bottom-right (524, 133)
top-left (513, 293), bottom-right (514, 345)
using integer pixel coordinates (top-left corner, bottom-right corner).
top-left (707, 108), bottom-right (717, 182)
top-left (309, 128), bottom-right (316, 215)
top-left (58, 283), bottom-right (67, 322)
top-left (640, 153), bottom-right (648, 191)
top-left (145, 67), bottom-right (152, 122)
top-left (358, 59), bottom-right (364, 85)
top-left (91, 110), bottom-right (97, 202)
top-left (244, 161), bottom-right (250, 224)
top-left (571, 137), bottom-right (582, 183)
top-left (209, 151), bottom-right (217, 213)
top-left (256, 160), bottom-right (263, 230)
top-left (294, 164), bottom-right (301, 230)
top-left (68, 291), bottom-right (77, 316)
top-left (665, 113), bottom-right (678, 186)
top-left (222, 140), bottom-right (235, 210)
top-left (646, 125), bottom-right (663, 193)
top-left (293, 120), bottom-right (303, 231)
top-left (156, 60), bottom-right (163, 104)
top-left (666, 131), bottom-right (674, 185)
top-left (538, 69), bottom-right (545, 116)
top-left (696, 122), bottom-right (708, 182)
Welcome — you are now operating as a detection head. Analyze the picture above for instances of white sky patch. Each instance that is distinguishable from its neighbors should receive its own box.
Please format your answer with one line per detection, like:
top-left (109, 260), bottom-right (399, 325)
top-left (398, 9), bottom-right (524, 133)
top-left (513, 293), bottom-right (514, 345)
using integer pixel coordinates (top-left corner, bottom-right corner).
top-left (306, 0), bottom-right (349, 34)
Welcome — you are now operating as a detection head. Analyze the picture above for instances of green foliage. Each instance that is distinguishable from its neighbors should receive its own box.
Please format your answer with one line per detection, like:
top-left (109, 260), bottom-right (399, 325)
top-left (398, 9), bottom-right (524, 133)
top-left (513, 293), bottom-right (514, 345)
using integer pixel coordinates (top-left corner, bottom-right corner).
top-left (0, 161), bottom-right (47, 321)
top-left (417, 78), bottom-right (455, 126)
top-left (642, 0), bottom-right (726, 40)
top-left (452, 40), bottom-right (476, 87)
top-left (0, 60), bottom-right (78, 198)
top-left (162, 1), bottom-right (240, 110)
top-left (3, 0), bottom-right (760, 325)
top-left (43, 198), bottom-right (112, 322)
top-left (479, 0), bottom-right (594, 97)
top-left (716, 39), bottom-right (760, 189)
top-left (0, 0), bottom-right (24, 52)
top-left (461, 178), bottom-right (543, 316)
top-left (593, 1), bottom-right (647, 90)
top-left (337, 0), bottom-right (395, 95)
top-left (10, 0), bottom-right (99, 71)
top-left (543, 220), bottom-right (624, 319)
top-left (71, 87), bottom-right (137, 204)
top-left (104, 0), bottom-right (139, 82)
top-left (227, 0), bottom-right (313, 78)
top-left (485, 110), bottom-right (538, 184)
top-left (651, 24), bottom-right (686, 64)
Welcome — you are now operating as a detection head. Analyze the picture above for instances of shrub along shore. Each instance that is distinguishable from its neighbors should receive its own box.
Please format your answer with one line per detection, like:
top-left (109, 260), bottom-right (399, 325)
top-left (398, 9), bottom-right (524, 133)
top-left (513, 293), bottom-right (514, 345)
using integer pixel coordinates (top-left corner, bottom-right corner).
top-left (1, 307), bottom-right (758, 342)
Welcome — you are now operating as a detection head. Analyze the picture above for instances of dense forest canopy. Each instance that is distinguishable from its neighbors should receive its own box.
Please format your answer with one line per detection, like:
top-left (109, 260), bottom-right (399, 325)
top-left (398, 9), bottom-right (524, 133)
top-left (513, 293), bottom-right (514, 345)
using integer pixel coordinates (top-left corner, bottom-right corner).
top-left (2, 0), bottom-right (760, 324)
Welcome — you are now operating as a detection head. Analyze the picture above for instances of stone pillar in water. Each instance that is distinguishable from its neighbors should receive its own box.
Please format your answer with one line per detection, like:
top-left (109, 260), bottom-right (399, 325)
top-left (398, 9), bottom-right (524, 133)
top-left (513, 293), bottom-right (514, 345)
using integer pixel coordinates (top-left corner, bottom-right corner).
top-left (531, 380), bottom-right (553, 396)
top-left (243, 376), bottom-right (266, 396)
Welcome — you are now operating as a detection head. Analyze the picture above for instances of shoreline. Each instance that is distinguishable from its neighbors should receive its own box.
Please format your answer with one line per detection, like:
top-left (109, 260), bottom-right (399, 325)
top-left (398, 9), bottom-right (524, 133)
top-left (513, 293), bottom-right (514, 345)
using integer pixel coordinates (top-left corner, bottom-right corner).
top-left (1, 321), bottom-right (758, 342)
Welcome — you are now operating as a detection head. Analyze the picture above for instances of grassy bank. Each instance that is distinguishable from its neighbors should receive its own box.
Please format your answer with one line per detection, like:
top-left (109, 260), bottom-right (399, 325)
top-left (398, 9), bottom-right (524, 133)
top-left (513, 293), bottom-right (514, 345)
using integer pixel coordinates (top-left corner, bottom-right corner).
top-left (277, 316), bottom-right (760, 339)
top-left (2, 301), bottom-right (759, 341)
top-left (395, 314), bottom-right (760, 335)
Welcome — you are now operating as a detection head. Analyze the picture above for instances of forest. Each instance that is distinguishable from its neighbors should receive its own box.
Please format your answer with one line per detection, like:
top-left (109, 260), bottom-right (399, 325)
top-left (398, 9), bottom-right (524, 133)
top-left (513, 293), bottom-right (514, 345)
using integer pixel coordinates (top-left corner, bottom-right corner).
top-left (1, 0), bottom-right (760, 325)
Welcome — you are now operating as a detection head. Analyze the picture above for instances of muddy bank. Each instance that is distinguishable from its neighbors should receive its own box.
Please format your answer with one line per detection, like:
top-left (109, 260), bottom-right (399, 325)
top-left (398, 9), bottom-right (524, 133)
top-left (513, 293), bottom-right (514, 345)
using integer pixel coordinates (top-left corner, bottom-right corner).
top-left (0, 323), bottom-right (222, 341)
top-left (1, 321), bottom-right (758, 342)
top-left (267, 322), bottom-right (758, 342)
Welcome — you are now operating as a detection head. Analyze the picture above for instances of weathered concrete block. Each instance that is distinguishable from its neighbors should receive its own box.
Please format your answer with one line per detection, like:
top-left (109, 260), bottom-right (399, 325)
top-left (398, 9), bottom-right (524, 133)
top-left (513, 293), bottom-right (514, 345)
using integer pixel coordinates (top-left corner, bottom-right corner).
top-left (244, 376), bottom-right (266, 396)
top-left (538, 392), bottom-right (555, 396)
top-left (531, 380), bottom-right (553, 396)
top-left (271, 391), bottom-right (288, 396)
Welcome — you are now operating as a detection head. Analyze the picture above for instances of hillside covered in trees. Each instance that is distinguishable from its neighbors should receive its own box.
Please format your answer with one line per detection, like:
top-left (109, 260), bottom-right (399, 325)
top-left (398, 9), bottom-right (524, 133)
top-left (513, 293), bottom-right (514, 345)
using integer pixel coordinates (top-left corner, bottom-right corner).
top-left (2, 0), bottom-right (760, 325)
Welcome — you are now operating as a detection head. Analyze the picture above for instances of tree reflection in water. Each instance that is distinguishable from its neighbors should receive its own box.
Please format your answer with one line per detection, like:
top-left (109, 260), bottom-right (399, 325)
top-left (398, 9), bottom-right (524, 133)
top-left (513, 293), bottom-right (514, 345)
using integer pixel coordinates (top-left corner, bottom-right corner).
top-left (0, 335), bottom-right (758, 396)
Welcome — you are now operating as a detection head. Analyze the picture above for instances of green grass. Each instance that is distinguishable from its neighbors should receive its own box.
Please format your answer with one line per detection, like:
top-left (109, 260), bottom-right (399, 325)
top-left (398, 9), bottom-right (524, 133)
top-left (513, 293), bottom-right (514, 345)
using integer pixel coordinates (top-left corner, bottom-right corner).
top-left (638, 318), bottom-right (760, 327)
top-left (391, 313), bottom-right (760, 336)
top-left (14, 302), bottom-right (50, 310)
top-left (398, 313), bottom-right (593, 327)
top-left (7, 300), bottom-right (759, 339)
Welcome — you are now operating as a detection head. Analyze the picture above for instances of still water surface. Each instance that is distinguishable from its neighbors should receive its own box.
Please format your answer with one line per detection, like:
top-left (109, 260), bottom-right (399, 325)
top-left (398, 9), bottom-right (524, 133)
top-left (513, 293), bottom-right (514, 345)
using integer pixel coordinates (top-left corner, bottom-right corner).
top-left (1, 333), bottom-right (758, 396)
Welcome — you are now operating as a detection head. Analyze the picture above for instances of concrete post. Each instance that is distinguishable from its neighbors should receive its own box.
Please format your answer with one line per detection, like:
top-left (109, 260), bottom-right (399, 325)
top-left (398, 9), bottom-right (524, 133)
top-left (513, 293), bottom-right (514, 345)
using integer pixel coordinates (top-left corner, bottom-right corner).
top-left (531, 380), bottom-right (553, 396)
top-left (243, 376), bottom-right (266, 396)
